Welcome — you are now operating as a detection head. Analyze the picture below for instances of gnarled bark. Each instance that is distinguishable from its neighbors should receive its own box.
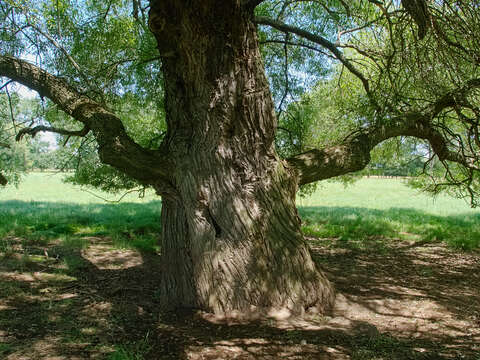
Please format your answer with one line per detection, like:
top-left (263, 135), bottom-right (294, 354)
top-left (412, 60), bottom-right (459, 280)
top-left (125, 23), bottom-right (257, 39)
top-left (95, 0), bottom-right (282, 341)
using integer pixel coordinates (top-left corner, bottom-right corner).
top-left (148, 0), bottom-right (335, 315)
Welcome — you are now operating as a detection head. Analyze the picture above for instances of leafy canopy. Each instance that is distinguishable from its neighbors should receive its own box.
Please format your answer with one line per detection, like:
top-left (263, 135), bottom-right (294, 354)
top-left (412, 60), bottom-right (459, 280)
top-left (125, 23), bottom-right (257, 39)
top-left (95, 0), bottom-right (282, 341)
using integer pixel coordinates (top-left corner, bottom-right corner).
top-left (1, 0), bottom-right (480, 204)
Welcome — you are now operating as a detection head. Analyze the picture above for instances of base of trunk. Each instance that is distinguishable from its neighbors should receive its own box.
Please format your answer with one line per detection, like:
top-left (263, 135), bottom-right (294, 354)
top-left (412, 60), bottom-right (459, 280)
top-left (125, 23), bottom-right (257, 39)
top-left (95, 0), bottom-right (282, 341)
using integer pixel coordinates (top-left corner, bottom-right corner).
top-left (156, 195), bottom-right (335, 317)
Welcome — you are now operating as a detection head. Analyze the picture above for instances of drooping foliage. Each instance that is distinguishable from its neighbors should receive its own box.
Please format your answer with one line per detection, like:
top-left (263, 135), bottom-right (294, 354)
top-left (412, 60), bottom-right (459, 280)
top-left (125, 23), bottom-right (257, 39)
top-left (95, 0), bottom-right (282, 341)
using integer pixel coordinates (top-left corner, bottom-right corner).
top-left (256, 1), bottom-right (480, 204)
top-left (1, 0), bottom-right (480, 204)
top-left (1, 0), bottom-right (166, 192)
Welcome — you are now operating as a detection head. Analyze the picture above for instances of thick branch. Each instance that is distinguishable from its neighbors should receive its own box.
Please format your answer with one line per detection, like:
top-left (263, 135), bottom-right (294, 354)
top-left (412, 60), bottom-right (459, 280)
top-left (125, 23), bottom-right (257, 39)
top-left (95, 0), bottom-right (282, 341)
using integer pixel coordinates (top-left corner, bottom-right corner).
top-left (288, 136), bottom-right (372, 186)
top-left (242, 0), bottom-right (265, 8)
top-left (401, 0), bottom-right (430, 39)
top-left (289, 81), bottom-right (480, 185)
top-left (0, 55), bottom-right (174, 189)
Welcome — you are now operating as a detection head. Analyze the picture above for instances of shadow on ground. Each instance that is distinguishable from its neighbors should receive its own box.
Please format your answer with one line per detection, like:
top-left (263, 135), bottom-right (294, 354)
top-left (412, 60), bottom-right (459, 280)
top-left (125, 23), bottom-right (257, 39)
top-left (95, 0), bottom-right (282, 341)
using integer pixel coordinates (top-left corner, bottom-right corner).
top-left (0, 202), bottom-right (479, 359)
top-left (299, 206), bottom-right (480, 250)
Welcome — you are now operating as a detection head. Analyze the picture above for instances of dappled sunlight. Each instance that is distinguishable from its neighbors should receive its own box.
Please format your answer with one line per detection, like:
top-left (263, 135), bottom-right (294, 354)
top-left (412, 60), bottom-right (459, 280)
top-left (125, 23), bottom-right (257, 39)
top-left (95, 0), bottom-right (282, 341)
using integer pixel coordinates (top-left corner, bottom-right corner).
top-left (82, 244), bottom-right (143, 270)
top-left (334, 294), bottom-right (476, 338)
top-left (1, 192), bottom-right (479, 358)
top-left (0, 226), bottom-right (164, 358)
top-left (1, 228), bottom-right (479, 358)
top-left (4, 335), bottom-right (114, 360)
top-left (186, 339), bottom-right (345, 360)
top-left (310, 239), bottom-right (480, 357)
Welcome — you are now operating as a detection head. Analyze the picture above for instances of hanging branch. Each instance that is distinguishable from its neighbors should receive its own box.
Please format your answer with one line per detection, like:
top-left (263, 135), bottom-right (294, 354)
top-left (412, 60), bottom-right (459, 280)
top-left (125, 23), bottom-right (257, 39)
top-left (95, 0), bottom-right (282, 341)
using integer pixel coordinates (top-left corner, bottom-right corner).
top-left (277, 32), bottom-right (290, 114)
top-left (80, 186), bottom-right (146, 203)
top-left (15, 124), bottom-right (90, 141)
top-left (4, 86), bottom-right (17, 133)
top-left (0, 54), bottom-right (175, 189)
top-left (254, 16), bottom-right (379, 109)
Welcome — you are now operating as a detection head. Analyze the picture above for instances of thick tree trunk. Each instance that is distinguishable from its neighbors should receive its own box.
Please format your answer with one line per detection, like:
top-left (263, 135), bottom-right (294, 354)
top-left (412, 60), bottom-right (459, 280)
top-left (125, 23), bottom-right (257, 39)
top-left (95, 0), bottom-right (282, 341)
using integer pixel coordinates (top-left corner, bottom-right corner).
top-left (149, 0), bottom-right (334, 315)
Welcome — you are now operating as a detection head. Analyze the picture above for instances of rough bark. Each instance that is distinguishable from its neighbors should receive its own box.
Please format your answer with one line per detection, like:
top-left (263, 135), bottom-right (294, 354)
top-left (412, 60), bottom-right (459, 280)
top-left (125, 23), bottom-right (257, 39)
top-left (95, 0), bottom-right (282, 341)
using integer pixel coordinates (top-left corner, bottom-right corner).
top-left (149, 0), bottom-right (334, 315)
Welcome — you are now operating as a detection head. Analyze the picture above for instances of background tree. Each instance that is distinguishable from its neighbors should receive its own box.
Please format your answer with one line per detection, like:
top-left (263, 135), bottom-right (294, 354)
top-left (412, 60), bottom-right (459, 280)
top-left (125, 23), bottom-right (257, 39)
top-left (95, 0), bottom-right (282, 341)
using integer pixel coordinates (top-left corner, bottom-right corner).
top-left (1, 0), bottom-right (480, 316)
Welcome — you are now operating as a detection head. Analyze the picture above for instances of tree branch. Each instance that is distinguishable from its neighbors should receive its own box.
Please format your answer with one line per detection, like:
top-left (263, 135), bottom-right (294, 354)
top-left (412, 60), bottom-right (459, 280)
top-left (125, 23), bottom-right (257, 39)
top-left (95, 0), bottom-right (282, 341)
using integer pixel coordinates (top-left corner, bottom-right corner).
top-left (15, 124), bottom-right (90, 141)
top-left (254, 16), bottom-right (376, 107)
top-left (27, 23), bottom-right (91, 85)
top-left (0, 55), bottom-right (175, 190)
top-left (401, 0), bottom-right (430, 39)
top-left (288, 80), bottom-right (480, 185)
top-left (242, 0), bottom-right (265, 8)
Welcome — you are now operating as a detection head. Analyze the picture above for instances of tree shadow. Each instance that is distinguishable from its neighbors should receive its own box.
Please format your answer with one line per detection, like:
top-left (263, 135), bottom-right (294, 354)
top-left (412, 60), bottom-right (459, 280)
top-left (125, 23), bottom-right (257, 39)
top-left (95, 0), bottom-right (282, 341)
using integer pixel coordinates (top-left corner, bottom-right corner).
top-left (3, 243), bottom-right (477, 359)
top-left (299, 205), bottom-right (480, 250)
top-left (0, 202), bottom-right (479, 359)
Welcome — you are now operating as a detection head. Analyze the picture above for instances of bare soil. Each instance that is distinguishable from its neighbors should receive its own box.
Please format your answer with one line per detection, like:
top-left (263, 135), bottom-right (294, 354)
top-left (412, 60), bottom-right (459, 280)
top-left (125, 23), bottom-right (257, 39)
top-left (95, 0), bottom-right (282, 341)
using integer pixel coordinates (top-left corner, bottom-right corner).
top-left (0, 236), bottom-right (479, 359)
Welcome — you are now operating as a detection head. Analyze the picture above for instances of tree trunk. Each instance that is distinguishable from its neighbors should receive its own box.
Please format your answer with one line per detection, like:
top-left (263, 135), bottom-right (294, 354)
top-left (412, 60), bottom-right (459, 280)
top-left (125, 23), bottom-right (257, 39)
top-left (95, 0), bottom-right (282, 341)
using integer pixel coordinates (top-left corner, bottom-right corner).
top-left (149, 0), bottom-right (334, 316)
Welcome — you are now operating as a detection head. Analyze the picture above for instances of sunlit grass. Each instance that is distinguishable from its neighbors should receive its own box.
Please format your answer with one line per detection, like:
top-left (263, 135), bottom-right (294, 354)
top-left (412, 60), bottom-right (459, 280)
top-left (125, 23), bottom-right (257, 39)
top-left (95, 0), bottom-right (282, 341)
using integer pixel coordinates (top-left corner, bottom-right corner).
top-left (297, 178), bottom-right (478, 216)
top-left (0, 173), bottom-right (162, 254)
top-left (0, 200), bottom-right (162, 254)
top-left (298, 178), bottom-right (480, 250)
top-left (1, 173), bottom-right (479, 251)
top-left (0, 172), bottom-right (157, 204)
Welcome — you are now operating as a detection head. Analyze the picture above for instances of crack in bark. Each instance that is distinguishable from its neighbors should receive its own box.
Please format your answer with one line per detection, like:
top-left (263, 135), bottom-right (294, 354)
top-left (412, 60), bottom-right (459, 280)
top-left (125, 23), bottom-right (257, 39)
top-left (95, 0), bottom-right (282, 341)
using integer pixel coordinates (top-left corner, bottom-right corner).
top-left (206, 207), bottom-right (222, 238)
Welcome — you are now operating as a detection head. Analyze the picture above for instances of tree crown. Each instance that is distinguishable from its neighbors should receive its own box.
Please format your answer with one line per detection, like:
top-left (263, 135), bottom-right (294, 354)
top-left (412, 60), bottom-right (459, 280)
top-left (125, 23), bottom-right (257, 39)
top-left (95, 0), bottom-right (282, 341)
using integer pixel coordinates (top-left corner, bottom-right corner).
top-left (1, 0), bottom-right (480, 204)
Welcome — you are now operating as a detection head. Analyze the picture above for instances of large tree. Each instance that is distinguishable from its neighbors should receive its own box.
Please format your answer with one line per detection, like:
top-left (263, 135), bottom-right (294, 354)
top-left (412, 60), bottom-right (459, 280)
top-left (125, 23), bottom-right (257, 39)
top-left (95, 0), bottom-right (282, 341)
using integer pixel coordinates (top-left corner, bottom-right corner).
top-left (1, 0), bottom-right (479, 315)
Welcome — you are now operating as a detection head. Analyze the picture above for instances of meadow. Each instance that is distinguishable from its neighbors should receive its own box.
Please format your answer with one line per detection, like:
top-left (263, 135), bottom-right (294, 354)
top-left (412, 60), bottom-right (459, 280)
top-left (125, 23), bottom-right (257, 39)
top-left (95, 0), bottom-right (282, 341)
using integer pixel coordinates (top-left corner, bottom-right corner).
top-left (1, 172), bottom-right (479, 252)
top-left (1, 173), bottom-right (479, 359)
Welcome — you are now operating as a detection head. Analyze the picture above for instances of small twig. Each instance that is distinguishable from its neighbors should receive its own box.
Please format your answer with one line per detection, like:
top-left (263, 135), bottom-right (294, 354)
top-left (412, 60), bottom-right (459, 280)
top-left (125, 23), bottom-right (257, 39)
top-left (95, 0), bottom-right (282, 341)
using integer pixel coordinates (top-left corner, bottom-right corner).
top-left (277, 32), bottom-right (290, 114)
top-left (0, 79), bottom-right (13, 91)
top-left (80, 187), bottom-right (146, 203)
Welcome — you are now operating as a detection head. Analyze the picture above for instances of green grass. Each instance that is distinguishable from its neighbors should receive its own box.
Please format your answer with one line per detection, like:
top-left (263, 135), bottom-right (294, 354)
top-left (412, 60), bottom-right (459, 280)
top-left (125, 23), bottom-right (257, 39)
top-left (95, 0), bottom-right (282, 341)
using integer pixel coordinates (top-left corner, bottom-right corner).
top-left (0, 172), bottom-right (158, 204)
top-left (107, 334), bottom-right (152, 360)
top-left (297, 178), bottom-right (478, 216)
top-left (1, 173), bottom-right (479, 251)
top-left (0, 173), bottom-right (478, 359)
top-left (0, 343), bottom-right (13, 356)
top-left (0, 172), bottom-right (161, 254)
top-left (298, 178), bottom-right (480, 250)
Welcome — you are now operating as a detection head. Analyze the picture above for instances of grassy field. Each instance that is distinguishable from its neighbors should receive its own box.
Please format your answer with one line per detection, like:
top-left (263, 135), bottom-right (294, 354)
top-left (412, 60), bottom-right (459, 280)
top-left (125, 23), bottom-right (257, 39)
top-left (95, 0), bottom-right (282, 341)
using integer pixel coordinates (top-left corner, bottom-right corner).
top-left (298, 178), bottom-right (480, 251)
top-left (0, 173), bottom-right (162, 254)
top-left (1, 173), bottom-right (479, 359)
top-left (1, 172), bottom-right (479, 252)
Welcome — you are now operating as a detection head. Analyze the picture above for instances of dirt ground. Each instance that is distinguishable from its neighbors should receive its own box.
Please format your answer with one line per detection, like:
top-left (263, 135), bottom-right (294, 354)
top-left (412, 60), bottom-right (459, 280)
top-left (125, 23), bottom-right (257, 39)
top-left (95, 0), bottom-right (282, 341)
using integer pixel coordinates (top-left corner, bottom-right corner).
top-left (0, 236), bottom-right (479, 359)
